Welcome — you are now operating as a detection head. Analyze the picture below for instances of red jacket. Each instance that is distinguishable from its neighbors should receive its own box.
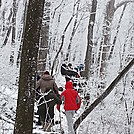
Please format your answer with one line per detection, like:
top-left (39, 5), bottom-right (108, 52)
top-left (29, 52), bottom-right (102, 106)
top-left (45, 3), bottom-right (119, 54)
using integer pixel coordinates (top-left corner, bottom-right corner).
top-left (59, 81), bottom-right (81, 111)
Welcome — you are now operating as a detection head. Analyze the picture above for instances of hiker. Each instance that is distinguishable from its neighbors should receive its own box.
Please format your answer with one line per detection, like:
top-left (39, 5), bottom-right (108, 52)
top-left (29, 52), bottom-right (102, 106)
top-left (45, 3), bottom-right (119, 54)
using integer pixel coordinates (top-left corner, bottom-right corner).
top-left (68, 63), bottom-right (73, 70)
top-left (35, 71), bottom-right (61, 131)
top-left (78, 64), bottom-right (85, 77)
top-left (78, 64), bottom-right (84, 72)
top-left (57, 80), bottom-right (81, 134)
top-left (61, 63), bottom-right (79, 82)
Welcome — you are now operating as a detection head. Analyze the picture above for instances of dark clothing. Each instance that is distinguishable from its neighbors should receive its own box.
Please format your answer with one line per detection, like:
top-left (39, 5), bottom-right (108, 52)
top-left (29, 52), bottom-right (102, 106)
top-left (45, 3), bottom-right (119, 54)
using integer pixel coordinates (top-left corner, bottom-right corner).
top-left (36, 74), bottom-right (59, 94)
top-left (61, 64), bottom-right (67, 75)
top-left (61, 64), bottom-right (79, 78)
top-left (37, 88), bottom-right (61, 124)
top-left (36, 74), bottom-right (61, 125)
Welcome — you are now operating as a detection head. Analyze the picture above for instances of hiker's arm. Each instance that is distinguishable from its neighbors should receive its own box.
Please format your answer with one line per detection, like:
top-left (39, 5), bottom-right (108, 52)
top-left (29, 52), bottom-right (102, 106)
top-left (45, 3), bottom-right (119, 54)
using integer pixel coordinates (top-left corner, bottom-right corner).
top-left (53, 81), bottom-right (59, 93)
top-left (76, 94), bottom-right (81, 110)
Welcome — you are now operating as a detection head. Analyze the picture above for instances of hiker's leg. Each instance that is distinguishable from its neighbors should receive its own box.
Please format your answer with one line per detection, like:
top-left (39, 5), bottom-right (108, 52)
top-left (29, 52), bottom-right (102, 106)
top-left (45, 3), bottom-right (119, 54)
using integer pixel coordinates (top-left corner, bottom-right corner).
top-left (65, 110), bottom-right (75, 134)
top-left (49, 106), bottom-right (54, 125)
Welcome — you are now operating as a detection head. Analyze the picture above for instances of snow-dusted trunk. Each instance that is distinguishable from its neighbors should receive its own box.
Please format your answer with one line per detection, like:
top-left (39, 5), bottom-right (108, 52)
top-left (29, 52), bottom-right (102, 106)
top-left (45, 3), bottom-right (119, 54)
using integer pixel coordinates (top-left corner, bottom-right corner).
top-left (2, 8), bottom-right (12, 47)
top-left (37, 1), bottom-right (51, 75)
top-left (99, 0), bottom-right (115, 77)
top-left (10, 0), bottom-right (17, 65)
top-left (65, 0), bottom-right (80, 61)
top-left (51, 13), bottom-right (75, 75)
top-left (12, 0), bottom-right (16, 45)
top-left (14, 0), bottom-right (45, 133)
top-left (16, 0), bottom-right (28, 68)
top-left (108, 3), bottom-right (127, 60)
top-left (84, 0), bottom-right (97, 79)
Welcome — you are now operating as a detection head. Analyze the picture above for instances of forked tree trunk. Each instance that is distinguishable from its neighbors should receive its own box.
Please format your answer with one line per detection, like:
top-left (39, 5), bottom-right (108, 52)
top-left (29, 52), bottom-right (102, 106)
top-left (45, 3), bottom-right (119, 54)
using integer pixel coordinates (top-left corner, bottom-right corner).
top-left (74, 58), bottom-right (134, 132)
top-left (14, 0), bottom-right (45, 133)
top-left (108, 3), bottom-right (127, 60)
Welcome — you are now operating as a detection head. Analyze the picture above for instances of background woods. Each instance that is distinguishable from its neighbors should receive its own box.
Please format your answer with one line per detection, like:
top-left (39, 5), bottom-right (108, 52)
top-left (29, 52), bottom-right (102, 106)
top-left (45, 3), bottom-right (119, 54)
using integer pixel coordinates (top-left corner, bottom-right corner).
top-left (0, 0), bottom-right (134, 133)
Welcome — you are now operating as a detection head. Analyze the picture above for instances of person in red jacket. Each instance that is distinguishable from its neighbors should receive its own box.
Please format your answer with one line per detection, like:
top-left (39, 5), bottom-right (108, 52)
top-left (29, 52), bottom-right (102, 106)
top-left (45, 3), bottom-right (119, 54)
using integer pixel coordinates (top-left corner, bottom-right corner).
top-left (58, 80), bottom-right (81, 134)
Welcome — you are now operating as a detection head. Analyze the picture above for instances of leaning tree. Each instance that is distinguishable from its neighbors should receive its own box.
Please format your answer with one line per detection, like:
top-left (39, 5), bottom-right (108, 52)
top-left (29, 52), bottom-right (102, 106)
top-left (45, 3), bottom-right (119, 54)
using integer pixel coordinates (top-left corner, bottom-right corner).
top-left (74, 58), bottom-right (134, 132)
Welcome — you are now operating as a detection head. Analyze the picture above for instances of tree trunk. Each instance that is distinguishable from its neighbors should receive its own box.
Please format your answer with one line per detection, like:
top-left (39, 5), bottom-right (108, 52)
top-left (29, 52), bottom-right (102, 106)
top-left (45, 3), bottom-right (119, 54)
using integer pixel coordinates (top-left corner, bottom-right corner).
top-left (37, 1), bottom-right (51, 75)
top-left (108, 3), bottom-right (127, 60)
top-left (74, 58), bottom-right (134, 132)
top-left (14, 0), bottom-right (45, 134)
top-left (16, 1), bottom-right (28, 68)
top-left (66, 0), bottom-right (80, 61)
top-left (1, 8), bottom-right (13, 47)
top-left (10, 0), bottom-right (17, 65)
top-left (51, 15), bottom-right (74, 76)
top-left (84, 0), bottom-right (97, 79)
top-left (99, 0), bottom-right (115, 77)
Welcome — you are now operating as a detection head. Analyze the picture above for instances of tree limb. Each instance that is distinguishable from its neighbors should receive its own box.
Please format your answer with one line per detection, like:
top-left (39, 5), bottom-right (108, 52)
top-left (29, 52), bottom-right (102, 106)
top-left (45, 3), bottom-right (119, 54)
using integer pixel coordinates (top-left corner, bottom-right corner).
top-left (74, 58), bottom-right (134, 131)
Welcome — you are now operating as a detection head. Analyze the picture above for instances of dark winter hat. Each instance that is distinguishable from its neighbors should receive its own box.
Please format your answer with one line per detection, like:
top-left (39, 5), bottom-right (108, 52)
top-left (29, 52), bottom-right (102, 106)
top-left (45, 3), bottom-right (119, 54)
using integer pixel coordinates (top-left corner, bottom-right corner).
top-left (44, 70), bottom-right (50, 75)
top-left (68, 63), bottom-right (72, 67)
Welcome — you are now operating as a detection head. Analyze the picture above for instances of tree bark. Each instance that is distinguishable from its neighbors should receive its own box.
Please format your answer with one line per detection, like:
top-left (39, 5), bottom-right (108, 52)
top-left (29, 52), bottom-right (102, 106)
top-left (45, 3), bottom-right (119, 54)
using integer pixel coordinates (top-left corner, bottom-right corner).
top-left (51, 15), bottom-right (74, 76)
top-left (10, 0), bottom-right (17, 65)
top-left (108, 3), bottom-right (127, 60)
top-left (14, 0), bottom-right (45, 134)
top-left (84, 0), bottom-right (97, 79)
top-left (99, 0), bottom-right (115, 77)
top-left (74, 58), bottom-right (134, 132)
top-left (66, 0), bottom-right (80, 61)
top-left (1, 8), bottom-right (12, 47)
top-left (37, 1), bottom-right (51, 75)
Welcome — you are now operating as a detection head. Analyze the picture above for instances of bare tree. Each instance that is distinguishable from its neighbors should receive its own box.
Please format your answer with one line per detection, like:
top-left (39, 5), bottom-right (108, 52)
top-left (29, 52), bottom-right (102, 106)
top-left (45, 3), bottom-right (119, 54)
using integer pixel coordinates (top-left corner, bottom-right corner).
top-left (10, 0), bottom-right (17, 65)
top-left (14, 0), bottom-right (45, 133)
top-left (1, 8), bottom-right (12, 47)
top-left (65, 0), bottom-right (80, 61)
top-left (16, 0), bottom-right (28, 68)
top-left (51, 13), bottom-right (76, 75)
top-left (99, 0), bottom-right (134, 76)
top-left (37, 1), bottom-right (51, 75)
top-left (99, 0), bottom-right (115, 77)
top-left (124, 99), bottom-right (134, 134)
top-left (108, 3), bottom-right (127, 60)
top-left (84, 0), bottom-right (97, 79)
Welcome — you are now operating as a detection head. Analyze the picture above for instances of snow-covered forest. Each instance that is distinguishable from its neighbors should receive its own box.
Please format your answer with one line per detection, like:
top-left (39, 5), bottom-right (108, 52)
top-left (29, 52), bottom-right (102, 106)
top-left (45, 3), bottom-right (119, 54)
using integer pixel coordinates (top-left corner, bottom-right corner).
top-left (0, 0), bottom-right (134, 134)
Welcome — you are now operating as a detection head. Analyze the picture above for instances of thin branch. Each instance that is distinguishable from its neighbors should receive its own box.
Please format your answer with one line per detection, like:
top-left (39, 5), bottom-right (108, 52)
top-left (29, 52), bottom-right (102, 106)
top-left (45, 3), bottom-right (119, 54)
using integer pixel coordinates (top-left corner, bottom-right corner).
top-left (114, 0), bottom-right (134, 11)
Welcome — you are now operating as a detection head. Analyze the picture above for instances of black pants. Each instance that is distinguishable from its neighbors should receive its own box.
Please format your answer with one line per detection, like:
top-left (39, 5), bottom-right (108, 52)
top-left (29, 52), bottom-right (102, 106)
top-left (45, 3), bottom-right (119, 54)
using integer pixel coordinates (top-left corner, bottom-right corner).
top-left (38, 104), bottom-right (54, 125)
